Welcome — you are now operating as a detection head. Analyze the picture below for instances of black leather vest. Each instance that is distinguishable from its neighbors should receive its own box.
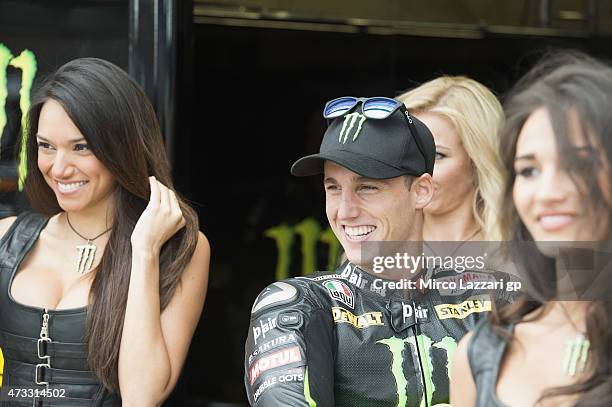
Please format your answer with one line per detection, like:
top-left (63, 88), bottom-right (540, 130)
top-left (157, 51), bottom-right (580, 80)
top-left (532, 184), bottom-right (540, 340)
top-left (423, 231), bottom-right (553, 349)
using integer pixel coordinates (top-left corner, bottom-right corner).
top-left (0, 212), bottom-right (120, 406)
top-left (467, 318), bottom-right (513, 407)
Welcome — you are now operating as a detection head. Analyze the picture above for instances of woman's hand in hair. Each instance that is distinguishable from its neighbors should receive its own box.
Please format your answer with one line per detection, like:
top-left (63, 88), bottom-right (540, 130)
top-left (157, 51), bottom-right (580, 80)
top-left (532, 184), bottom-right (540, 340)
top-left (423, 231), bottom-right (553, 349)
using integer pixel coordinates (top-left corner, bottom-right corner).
top-left (130, 176), bottom-right (186, 255)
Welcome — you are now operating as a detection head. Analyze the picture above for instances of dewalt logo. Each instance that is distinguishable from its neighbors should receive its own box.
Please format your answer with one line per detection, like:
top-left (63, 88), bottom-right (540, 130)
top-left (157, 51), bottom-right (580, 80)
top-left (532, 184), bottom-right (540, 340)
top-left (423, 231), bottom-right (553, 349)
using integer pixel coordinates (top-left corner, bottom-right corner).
top-left (338, 113), bottom-right (366, 144)
top-left (332, 307), bottom-right (384, 329)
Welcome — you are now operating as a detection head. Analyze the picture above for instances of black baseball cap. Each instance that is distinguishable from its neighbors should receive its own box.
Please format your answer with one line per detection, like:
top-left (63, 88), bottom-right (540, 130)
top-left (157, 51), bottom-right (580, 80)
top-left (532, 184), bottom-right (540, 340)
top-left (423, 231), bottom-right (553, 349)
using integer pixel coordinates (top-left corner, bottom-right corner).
top-left (291, 101), bottom-right (435, 179)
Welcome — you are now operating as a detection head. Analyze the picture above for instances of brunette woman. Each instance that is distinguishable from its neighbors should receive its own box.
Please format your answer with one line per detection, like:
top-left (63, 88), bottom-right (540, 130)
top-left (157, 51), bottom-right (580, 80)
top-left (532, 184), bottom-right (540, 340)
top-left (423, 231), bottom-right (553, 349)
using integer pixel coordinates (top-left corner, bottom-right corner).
top-left (451, 52), bottom-right (612, 406)
top-left (0, 58), bottom-right (210, 406)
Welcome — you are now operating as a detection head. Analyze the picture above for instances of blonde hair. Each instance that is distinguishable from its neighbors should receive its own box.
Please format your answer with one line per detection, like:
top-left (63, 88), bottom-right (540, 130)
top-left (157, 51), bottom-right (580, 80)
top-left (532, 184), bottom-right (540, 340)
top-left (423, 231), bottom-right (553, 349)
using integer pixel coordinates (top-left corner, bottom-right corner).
top-left (397, 76), bottom-right (504, 240)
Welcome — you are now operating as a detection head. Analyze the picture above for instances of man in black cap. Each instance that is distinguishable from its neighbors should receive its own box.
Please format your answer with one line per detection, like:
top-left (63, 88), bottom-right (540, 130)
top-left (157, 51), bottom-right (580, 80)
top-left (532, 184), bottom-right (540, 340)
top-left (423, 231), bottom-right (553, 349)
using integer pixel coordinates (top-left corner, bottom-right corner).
top-left (292, 97), bottom-right (436, 271)
top-left (244, 97), bottom-right (509, 406)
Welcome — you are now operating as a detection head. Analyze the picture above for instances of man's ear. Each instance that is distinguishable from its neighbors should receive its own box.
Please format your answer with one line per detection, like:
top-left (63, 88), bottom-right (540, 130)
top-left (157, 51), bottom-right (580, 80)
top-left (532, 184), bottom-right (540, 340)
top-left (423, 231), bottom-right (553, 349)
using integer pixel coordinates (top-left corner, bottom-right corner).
top-left (413, 174), bottom-right (434, 209)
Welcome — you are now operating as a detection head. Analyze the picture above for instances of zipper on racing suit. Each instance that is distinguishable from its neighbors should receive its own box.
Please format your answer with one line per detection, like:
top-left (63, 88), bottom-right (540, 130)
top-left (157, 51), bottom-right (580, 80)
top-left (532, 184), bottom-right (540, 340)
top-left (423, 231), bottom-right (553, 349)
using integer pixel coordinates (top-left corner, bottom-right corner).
top-left (411, 300), bottom-right (430, 407)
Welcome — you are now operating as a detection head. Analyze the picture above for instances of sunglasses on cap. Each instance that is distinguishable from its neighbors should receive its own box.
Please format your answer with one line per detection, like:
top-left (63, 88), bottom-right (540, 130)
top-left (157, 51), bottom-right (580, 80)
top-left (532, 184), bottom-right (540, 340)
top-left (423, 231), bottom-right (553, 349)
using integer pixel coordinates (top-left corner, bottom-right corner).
top-left (322, 96), bottom-right (431, 173)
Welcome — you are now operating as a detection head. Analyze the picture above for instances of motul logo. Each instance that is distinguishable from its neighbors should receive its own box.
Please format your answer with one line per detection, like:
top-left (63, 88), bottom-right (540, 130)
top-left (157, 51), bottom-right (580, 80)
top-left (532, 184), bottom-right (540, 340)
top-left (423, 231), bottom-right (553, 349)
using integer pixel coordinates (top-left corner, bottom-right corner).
top-left (249, 346), bottom-right (301, 384)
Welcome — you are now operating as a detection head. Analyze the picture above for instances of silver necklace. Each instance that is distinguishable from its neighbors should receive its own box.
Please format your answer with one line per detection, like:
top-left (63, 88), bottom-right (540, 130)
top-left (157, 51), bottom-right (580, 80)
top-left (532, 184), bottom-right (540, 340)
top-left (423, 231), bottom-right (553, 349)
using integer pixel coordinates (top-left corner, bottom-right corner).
top-left (563, 334), bottom-right (590, 376)
top-left (558, 303), bottom-right (590, 376)
top-left (66, 214), bottom-right (111, 274)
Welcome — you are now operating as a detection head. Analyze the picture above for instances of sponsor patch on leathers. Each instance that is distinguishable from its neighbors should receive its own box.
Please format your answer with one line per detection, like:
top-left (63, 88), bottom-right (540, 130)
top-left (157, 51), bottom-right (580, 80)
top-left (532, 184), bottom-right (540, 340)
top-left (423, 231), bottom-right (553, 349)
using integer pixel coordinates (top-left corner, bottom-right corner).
top-left (252, 282), bottom-right (298, 314)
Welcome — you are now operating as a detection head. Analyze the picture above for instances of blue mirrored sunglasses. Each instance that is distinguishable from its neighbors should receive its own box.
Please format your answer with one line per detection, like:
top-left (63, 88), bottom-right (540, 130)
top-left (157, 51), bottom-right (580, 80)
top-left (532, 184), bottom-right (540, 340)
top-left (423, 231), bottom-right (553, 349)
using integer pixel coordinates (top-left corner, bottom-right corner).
top-left (322, 96), bottom-right (432, 174)
top-left (323, 96), bottom-right (403, 119)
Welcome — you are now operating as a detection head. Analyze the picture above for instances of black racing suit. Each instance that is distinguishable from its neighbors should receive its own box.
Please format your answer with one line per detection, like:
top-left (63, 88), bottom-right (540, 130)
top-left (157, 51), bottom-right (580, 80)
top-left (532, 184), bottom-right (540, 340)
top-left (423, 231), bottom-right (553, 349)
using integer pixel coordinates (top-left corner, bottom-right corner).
top-left (244, 261), bottom-right (516, 406)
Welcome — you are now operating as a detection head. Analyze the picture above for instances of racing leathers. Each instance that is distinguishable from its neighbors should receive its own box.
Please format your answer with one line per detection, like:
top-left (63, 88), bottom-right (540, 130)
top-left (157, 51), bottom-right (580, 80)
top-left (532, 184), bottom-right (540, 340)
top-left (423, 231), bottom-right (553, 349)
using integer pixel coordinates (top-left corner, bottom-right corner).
top-left (244, 261), bottom-right (516, 407)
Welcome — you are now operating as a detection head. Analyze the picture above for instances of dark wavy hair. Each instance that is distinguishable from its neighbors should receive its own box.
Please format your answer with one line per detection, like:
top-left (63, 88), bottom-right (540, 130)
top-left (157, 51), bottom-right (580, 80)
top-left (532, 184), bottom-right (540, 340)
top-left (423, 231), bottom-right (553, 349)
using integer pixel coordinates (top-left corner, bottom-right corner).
top-left (24, 58), bottom-right (199, 392)
top-left (493, 51), bottom-right (612, 404)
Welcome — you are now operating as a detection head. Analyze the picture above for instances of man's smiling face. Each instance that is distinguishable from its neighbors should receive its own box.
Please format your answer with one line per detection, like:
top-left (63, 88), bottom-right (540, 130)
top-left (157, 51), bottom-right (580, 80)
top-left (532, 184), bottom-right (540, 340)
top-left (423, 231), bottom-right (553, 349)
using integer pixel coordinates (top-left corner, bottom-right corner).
top-left (324, 161), bottom-right (420, 267)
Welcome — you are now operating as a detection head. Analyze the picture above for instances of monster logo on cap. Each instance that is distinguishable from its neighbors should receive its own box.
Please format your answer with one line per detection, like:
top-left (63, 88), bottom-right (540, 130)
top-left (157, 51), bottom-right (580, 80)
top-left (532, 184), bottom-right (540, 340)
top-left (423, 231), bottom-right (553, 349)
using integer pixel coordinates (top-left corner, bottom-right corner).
top-left (338, 112), bottom-right (367, 144)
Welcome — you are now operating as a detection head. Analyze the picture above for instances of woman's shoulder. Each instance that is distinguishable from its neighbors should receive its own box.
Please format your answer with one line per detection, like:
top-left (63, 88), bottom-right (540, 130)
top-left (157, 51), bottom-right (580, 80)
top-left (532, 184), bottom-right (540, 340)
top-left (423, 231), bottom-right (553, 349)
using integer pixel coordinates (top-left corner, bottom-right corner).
top-left (183, 231), bottom-right (210, 277)
top-left (455, 329), bottom-right (475, 373)
top-left (0, 212), bottom-right (50, 244)
top-left (451, 330), bottom-right (478, 406)
top-left (0, 216), bottom-right (17, 241)
top-left (196, 231), bottom-right (210, 252)
top-left (169, 231), bottom-right (209, 302)
top-left (193, 231), bottom-right (210, 266)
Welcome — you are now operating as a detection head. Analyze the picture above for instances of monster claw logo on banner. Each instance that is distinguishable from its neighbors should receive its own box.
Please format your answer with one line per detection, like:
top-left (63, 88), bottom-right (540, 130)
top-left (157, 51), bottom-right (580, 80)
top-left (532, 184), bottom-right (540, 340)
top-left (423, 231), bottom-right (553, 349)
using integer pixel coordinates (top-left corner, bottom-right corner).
top-left (339, 112), bottom-right (366, 143)
top-left (0, 43), bottom-right (37, 190)
top-left (324, 279), bottom-right (355, 309)
top-left (265, 218), bottom-right (341, 281)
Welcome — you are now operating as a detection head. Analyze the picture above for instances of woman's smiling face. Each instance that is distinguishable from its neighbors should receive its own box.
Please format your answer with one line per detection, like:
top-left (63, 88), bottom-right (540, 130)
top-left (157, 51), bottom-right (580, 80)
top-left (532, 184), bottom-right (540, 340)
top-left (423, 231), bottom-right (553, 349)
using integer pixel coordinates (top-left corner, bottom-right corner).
top-left (513, 107), bottom-right (609, 243)
top-left (36, 99), bottom-right (116, 214)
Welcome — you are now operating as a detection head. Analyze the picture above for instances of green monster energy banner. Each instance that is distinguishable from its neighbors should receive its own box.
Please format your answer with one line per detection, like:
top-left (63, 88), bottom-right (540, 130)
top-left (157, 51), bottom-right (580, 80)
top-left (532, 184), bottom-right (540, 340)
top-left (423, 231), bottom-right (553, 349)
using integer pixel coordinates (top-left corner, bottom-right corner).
top-left (265, 218), bottom-right (340, 281)
top-left (0, 43), bottom-right (37, 190)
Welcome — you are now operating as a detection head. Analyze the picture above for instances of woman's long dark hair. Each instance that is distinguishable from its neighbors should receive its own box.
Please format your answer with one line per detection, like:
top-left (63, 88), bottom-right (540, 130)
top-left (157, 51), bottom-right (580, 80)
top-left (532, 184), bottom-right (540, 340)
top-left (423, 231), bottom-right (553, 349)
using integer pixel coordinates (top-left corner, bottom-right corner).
top-left (494, 51), bottom-right (612, 404)
top-left (24, 58), bottom-right (199, 392)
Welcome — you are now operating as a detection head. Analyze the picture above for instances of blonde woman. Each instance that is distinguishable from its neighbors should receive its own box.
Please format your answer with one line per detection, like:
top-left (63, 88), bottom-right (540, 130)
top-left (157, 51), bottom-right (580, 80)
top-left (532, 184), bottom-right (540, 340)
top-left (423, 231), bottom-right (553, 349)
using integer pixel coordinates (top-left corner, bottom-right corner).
top-left (397, 77), bottom-right (504, 242)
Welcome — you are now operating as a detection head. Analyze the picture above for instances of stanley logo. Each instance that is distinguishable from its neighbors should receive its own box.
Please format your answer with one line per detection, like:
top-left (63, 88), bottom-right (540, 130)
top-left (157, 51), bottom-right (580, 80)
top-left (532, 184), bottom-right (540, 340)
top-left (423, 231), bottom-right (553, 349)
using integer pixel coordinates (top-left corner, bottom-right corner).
top-left (332, 307), bottom-right (384, 329)
top-left (338, 113), bottom-right (367, 144)
top-left (434, 295), bottom-right (492, 320)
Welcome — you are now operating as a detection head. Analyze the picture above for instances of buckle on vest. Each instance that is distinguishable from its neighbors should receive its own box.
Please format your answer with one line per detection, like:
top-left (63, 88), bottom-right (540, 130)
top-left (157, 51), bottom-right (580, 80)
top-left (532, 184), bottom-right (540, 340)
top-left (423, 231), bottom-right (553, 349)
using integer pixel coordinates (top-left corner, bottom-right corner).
top-left (37, 337), bottom-right (51, 359)
top-left (35, 363), bottom-right (50, 387)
